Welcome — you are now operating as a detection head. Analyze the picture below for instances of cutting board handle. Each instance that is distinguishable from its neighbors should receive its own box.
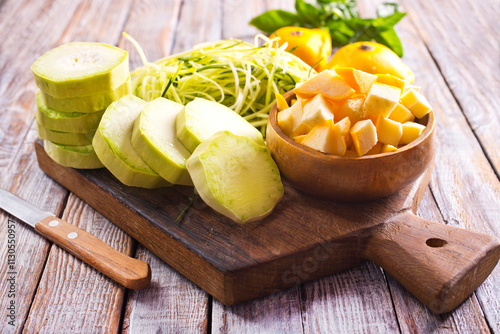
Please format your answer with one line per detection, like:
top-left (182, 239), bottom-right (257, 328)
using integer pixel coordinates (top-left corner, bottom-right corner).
top-left (364, 211), bottom-right (500, 314)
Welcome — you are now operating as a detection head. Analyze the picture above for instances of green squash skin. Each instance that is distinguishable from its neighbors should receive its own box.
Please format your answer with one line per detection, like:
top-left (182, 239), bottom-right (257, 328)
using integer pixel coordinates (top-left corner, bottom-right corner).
top-left (93, 129), bottom-right (170, 188)
top-left (186, 131), bottom-right (284, 224)
top-left (44, 140), bottom-right (103, 169)
top-left (37, 122), bottom-right (95, 146)
top-left (31, 42), bottom-right (130, 98)
top-left (40, 79), bottom-right (131, 113)
top-left (93, 95), bottom-right (170, 189)
top-left (36, 91), bottom-right (105, 133)
top-left (131, 98), bottom-right (193, 186)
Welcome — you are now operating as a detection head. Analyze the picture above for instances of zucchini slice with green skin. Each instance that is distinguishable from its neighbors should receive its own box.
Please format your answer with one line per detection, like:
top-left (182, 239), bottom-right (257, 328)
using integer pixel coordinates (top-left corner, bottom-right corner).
top-left (186, 131), bottom-right (284, 224)
top-left (93, 95), bottom-right (169, 188)
top-left (31, 42), bottom-right (129, 98)
top-left (40, 78), bottom-right (131, 113)
top-left (37, 122), bottom-right (95, 146)
top-left (43, 140), bottom-right (103, 169)
top-left (36, 91), bottom-right (105, 133)
top-left (132, 98), bottom-right (192, 186)
top-left (176, 98), bottom-right (265, 152)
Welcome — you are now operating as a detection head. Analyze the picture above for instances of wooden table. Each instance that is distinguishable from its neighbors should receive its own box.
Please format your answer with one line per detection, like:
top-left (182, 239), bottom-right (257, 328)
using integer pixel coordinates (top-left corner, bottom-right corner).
top-left (1, 0), bottom-right (499, 332)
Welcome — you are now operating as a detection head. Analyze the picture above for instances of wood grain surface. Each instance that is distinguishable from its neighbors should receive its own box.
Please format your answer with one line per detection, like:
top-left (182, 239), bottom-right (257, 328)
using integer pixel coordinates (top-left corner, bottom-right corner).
top-left (0, 0), bottom-right (499, 333)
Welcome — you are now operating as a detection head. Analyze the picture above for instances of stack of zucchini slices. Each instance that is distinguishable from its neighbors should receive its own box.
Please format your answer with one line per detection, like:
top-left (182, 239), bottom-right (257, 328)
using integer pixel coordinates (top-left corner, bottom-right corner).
top-left (31, 42), bottom-right (131, 169)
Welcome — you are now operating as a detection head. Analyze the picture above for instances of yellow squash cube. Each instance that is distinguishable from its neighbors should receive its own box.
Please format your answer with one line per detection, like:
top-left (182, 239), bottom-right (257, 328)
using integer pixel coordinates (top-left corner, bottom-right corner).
top-left (399, 122), bottom-right (426, 145)
top-left (294, 70), bottom-right (355, 102)
top-left (294, 134), bottom-right (307, 144)
top-left (289, 99), bottom-right (311, 136)
top-left (334, 66), bottom-right (378, 94)
top-left (400, 88), bottom-right (432, 118)
top-left (301, 119), bottom-right (336, 154)
top-left (376, 117), bottom-right (403, 146)
top-left (301, 94), bottom-right (335, 128)
top-left (350, 119), bottom-right (378, 156)
top-left (375, 74), bottom-right (406, 90)
top-left (331, 117), bottom-right (351, 155)
top-left (337, 96), bottom-right (366, 124)
top-left (363, 82), bottom-right (401, 117)
top-left (277, 107), bottom-right (294, 136)
top-left (403, 84), bottom-right (421, 93)
top-left (389, 103), bottom-right (415, 123)
top-left (381, 144), bottom-right (398, 153)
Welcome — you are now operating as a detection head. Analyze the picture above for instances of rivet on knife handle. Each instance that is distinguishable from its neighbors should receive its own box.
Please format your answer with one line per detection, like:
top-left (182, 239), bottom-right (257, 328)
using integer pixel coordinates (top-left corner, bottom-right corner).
top-left (35, 216), bottom-right (151, 290)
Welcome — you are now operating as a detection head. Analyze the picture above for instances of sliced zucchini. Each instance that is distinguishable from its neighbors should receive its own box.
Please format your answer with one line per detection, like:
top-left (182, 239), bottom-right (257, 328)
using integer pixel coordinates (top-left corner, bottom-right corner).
top-left (93, 95), bottom-right (169, 188)
top-left (31, 42), bottom-right (129, 98)
top-left (186, 131), bottom-right (284, 224)
top-left (40, 78), bottom-right (131, 113)
top-left (176, 98), bottom-right (265, 152)
top-left (37, 122), bottom-right (94, 146)
top-left (36, 91), bottom-right (104, 133)
top-left (132, 98), bottom-right (192, 186)
top-left (43, 140), bottom-right (103, 169)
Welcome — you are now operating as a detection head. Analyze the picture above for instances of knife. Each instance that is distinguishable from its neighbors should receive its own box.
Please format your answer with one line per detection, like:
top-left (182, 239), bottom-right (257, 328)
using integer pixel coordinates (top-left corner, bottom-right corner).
top-left (0, 188), bottom-right (151, 290)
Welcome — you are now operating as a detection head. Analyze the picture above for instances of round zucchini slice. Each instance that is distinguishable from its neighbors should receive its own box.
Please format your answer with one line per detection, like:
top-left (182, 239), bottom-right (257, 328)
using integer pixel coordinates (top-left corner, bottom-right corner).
top-left (132, 98), bottom-right (192, 186)
top-left (40, 79), bottom-right (131, 113)
top-left (31, 42), bottom-right (129, 98)
top-left (93, 95), bottom-right (169, 188)
top-left (44, 140), bottom-right (103, 169)
top-left (186, 131), bottom-right (284, 224)
top-left (36, 91), bottom-right (104, 133)
top-left (37, 122), bottom-right (95, 146)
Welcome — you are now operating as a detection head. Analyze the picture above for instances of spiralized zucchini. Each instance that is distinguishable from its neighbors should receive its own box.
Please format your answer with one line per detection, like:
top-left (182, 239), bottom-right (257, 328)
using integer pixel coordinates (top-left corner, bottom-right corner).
top-left (124, 33), bottom-right (315, 134)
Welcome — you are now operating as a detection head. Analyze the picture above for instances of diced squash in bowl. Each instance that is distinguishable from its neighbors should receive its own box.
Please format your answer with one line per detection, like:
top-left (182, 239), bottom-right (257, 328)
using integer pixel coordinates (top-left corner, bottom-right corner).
top-left (276, 67), bottom-right (433, 156)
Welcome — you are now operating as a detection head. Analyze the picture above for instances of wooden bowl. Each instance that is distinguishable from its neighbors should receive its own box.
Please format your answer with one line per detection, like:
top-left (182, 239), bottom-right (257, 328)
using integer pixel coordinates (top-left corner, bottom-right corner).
top-left (266, 91), bottom-right (436, 202)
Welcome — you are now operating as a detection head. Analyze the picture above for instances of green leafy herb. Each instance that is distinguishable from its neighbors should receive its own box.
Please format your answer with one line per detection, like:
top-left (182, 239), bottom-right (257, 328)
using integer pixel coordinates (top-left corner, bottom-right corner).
top-left (249, 0), bottom-right (406, 56)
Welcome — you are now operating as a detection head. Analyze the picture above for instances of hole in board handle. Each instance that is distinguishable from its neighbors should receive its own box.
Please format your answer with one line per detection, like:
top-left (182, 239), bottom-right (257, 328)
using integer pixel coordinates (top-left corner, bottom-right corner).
top-left (426, 238), bottom-right (447, 248)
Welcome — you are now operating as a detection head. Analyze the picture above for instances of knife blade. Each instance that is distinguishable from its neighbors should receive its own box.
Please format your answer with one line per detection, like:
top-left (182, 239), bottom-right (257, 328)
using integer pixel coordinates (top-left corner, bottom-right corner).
top-left (0, 188), bottom-right (151, 290)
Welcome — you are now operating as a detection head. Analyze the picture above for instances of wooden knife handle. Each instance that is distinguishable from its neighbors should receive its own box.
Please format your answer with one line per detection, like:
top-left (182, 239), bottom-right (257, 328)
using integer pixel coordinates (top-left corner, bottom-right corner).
top-left (363, 211), bottom-right (500, 314)
top-left (35, 216), bottom-right (151, 290)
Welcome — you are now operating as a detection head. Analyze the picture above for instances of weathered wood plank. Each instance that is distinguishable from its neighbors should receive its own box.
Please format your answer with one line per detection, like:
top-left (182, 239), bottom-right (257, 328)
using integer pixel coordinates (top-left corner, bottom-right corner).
top-left (0, 0), bottom-right (88, 332)
top-left (119, 1), bottom-right (210, 332)
top-left (122, 246), bottom-right (209, 333)
top-left (0, 125), bottom-right (67, 334)
top-left (396, 5), bottom-right (500, 332)
top-left (221, 0), bottom-right (264, 41)
top-left (359, 0), bottom-right (500, 331)
top-left (23, 194), bottom-right (132, 333)
top-left (300, 262), bottom-right (400, 334)
top-left (0, 0), bottom-right (83, 171)
top-left (170, 0), bottom-right (223, 55)
top-left (400, 0), bottom-right (500, 175)
top-left (211, 289), bottom-right (304, 334)
top-left (0, 0), bottom-right (135, 332)
top-left (120, 0), bottom-right (182, 68)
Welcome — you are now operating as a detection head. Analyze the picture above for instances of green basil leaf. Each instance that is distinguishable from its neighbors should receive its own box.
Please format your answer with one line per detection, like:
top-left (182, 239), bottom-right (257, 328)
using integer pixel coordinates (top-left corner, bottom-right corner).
top-left (373, 12), bottom-right (406, 28)
top-left (326, 20), bottom-right (355, 46)
top-left (295, 0), bottom-right (322, 27)
top-left (375, 28), bottom-right (404, 56)
top-left (249, 10), bottom-right (300, 33)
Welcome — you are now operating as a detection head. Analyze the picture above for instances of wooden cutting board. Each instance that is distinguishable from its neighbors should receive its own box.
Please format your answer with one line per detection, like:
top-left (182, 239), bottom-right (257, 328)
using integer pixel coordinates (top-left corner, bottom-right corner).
top-left (34, 140), bottom-right (500, 314)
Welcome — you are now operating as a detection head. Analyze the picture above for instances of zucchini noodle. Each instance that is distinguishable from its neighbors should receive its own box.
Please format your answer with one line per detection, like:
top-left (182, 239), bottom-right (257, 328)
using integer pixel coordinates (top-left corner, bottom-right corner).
top-left (123, 33), bottom-right (315, 134)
